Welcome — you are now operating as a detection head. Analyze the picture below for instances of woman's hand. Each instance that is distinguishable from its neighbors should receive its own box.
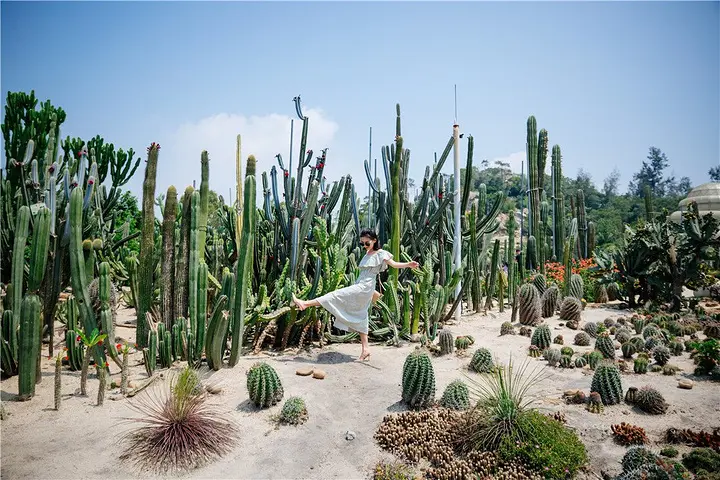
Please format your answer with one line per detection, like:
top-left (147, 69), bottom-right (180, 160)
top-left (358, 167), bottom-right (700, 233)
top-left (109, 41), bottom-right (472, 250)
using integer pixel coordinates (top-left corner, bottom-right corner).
top-left (407, 260), bottom-right (420, 269)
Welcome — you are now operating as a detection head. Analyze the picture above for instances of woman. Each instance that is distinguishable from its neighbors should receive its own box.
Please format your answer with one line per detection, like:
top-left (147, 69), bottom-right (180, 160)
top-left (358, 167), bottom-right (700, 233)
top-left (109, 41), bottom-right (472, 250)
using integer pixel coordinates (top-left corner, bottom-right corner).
top-left (293, 229), bottom-right (419, 361)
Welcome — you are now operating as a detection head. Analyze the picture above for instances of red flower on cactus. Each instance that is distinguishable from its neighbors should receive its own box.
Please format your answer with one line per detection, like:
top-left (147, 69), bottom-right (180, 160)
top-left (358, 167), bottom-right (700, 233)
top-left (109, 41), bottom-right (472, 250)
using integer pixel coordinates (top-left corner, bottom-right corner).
top-left (98, 339), bottom-right (103, 346)
top-left (76, 335), bottom-right (81, 342)
top-left (105, 361), bottom-right (109, 368)
top-left (284, 171), bottom-right (289, 178)
top-left (438, 193), bottom-right (443, 200)
top-left (77, 151), bottom-right (83, 158)
top-left (63, 356), bottom-right (69, 361)
top-left (116, 343), bottom-right (122, 350)
top-left (87, 178), bottom-right (95, 185)
top-left (147, 142), bottom-right (161, 153)
top-left (48, 165), bottom-right (55, 174)
top-left (317, 163), bottom-right (324, 169)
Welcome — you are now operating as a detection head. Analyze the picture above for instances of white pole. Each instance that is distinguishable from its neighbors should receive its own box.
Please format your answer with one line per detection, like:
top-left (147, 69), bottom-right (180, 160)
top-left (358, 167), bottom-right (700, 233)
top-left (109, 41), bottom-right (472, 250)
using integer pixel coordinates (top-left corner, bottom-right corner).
top-left (452, 122), bottom-right (462, 321)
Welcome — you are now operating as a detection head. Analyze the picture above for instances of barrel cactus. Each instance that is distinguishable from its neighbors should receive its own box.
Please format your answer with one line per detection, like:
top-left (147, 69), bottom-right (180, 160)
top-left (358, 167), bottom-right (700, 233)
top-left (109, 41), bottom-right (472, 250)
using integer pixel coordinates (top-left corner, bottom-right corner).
top-left (633, 318), bottom-right (646, 335)
top-left (621, 342), bottom-right (637, 359)
top-left (455, 335), bottom-right (474, 350)
top-left (559, 355), bottom-right (573, 369)
top-left (544, 348), bottom-right (562, 367)
top-left (280, 396), bottom-right (308, 425)
top-left (594, 284), bottom-right (609, 304)
top-left (569, 274), bottom-right (584, 300)
top-left (653, 346), bottom-right (671, 366)
top-left (606, 282), bottom-right (620, 301)
top-left (500, 322), bottom-right (515, 336)
top-left (574, 332), bottom-right (591, 346)
top-left (528, 345), bottom-right (542, 358)
top-left (642, 324), bottom-right (661, 340)
top-left (587, 350), bottom-right (604, 370)
top-left (518, 283), bottom-right (541, 326)
top-left (532, 274), bottom-right (547, 295)
top-left (561, 346), bottom-right (574, 356)
top-left (634, 386), bottom-right (668, 414)
top-left (438, 330), bottom-right (454, 356)
top-left (629, 336), bottom-right (645, 352)
top-left (590, 361), bottom-right (623, 405)
top-left (587, 391), bottom-right (603, 413)
top-left (583, 321), bottom-right (599, 338)
top-left (247, 362), bottom-right (284, 408)
top-left (469, 348), bottom-right (495, 373)
top-left (703, 322), bottom-right (720, 339)
top-left (575, 356), bottom-right (587, 368)
top-left (621, 446), bottom-right (659, 472)
top-left (531, 324), bottom-right (552, 350)
top-left (559, 297), bottom-right (582, 322)
top-left (553, 335), bottom-right (564, 345)
top-left (634, 357), bottom-right (649, 374)
top-left (595, 332), bottom-right (616, 359)
top-left (401, 349), bottom-right (436, 409)
top-left (440, 380), bottom-right (470, 410)
top-left (541, 285), bottom-right (560, 318)
top-left (615, 329), bottom-right (632, 345)
top-left (668, 340), bottom-right (684, 356)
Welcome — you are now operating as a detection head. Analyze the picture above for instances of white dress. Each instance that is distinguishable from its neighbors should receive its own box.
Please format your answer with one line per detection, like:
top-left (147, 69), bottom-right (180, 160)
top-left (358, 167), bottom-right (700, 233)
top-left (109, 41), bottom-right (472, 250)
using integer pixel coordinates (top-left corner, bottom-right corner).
top-left (316, 249), bottom-right (393, 335)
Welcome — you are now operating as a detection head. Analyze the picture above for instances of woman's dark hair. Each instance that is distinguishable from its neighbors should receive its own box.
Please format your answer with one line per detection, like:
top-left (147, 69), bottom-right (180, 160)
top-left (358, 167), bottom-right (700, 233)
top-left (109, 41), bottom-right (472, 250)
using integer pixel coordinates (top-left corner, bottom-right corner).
top-left (359, 229), bottom-right (380, 250)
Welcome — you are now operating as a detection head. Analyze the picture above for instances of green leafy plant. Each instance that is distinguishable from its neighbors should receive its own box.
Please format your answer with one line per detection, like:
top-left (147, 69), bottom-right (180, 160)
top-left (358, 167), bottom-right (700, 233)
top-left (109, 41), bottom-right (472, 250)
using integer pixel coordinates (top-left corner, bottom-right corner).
top-left (689, 339), bottom-right (720, 376)
top-left (76, 328), bottom-right (107, 396)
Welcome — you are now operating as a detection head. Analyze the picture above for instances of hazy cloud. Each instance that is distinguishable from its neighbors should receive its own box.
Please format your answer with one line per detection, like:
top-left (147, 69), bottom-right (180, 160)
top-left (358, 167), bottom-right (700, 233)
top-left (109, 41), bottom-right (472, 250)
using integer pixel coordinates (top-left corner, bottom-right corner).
top-left (490, 150), bottom-right (525, 174)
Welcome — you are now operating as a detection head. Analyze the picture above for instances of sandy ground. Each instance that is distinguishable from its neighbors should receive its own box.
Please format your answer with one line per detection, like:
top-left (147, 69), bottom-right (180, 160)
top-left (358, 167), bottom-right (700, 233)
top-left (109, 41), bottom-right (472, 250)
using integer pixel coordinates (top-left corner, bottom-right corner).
top-left (1, 302), bottom-right (719, 480)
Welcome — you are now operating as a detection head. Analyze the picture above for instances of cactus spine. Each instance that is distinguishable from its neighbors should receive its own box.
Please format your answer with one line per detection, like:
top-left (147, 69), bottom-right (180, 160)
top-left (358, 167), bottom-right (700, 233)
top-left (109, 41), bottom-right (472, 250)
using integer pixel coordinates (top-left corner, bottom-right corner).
top-left (229, 156), bottom-right (256, 366)
top-left (137, 143), bottom-right (159, 348)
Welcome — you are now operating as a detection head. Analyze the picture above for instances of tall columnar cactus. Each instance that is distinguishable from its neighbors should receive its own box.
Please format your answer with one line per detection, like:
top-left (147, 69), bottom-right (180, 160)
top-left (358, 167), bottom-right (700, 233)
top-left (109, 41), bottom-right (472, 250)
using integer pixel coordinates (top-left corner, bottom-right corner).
top-left (518, 283), bottom-right (541, 326)
top-left (160, 186), bottom-right (177, 328)
top-left (97, 262), bottom-right (119, 365)
top-left (402, 349), bottom-right (436, 409)
top-left (551, 145), bottom-right (564, 261)
top-left (484, 240), bottom-right (500, 310)
top-left (137, 143), bottom-right (159, 348)
top-left (229, 156), bottom-right (256, 366)
top-left (506, 207), bottom-right (517, 303)
top-left (197, 151), bottom-right (210, 259)
top-left (389, 105), bottom-right (403, 288)
top-left (527, 235), bottom-right (537, 271)
top-left (526, 116), bottom-right (540, 241)
top-left (175, 186), bottom-right (194, 320)
top-left (563, 218), bottom-right (578, 296)
top-left (68, 187), bottom-right (107, 370)
top-left (576, 190), bottom-right (587, 259)
top-left (587, 221), bottom-right (596, 258)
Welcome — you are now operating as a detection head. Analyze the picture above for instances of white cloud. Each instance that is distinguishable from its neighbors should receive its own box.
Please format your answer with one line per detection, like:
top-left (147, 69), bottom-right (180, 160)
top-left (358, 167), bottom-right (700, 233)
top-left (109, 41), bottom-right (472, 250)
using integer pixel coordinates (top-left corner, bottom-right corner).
top-left (146, 108), bottom-right (339, 205)
top-left (490, 150), bottom-right (525, 174)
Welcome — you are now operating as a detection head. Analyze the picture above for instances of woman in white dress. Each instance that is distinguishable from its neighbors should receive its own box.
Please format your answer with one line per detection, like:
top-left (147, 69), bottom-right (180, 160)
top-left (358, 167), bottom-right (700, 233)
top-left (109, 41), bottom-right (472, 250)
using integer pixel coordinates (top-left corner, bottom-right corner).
top-left (293, 229), bottom-right (419, 361)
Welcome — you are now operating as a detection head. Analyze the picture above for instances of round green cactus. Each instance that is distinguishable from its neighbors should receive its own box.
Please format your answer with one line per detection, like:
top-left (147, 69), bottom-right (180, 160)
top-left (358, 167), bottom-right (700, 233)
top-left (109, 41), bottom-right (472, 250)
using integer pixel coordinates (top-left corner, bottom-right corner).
top-left (500, 322), bottom-right (515, 336)
top-left (440, 380), bottom-right (470, 410)
top-left (438, 330), bottom-right (454, 356)
top-left (634, 386), bottom-right (668, 415)
top-left (246, 362), bottom-right (284, 408)
top-left (595, 332), bottom-right (616, 359)
top-left (574, 332), bottom-right (591, 346)
top-left (590, 361), bottom-right (623, 405)
top-left (634, 357), bottom-right (649, 374)
top-left (280, 396), bottom-right (308, 425)
top-left (469, 348), bottom-right (494, 373)
top-left (559, 355), bottom-right (573, 369)
top-left (402, 349), bottom-right (436, 409)
top-left (621, 342), bottom-right (637, 359)
top-left (531, 324), bottom-right (552, 350)
top-left (653, 346), bottom-right (671, 366)
top-left (574, 356), bottom-right (587, 368)
top-left (559, 297), bottom-right (582, 322)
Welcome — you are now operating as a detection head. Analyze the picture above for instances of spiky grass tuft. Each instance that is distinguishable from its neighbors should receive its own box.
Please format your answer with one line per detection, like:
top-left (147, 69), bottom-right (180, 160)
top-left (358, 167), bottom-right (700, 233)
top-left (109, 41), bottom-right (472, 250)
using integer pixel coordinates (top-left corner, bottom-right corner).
top-left (119, 367), bottom-right (239, 474)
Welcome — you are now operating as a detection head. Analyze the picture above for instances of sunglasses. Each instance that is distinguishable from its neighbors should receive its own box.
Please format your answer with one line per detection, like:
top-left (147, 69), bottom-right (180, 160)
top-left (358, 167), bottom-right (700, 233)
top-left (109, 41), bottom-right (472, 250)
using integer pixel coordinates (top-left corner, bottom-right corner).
top-left (360, 241), bottom-right (373, 247)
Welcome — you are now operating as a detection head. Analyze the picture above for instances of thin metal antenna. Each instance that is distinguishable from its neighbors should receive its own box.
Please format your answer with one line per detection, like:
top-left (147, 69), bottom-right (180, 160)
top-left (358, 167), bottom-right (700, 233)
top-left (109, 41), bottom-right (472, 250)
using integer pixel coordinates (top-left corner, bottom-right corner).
top-left (454, 84), bottom-right (458, 124)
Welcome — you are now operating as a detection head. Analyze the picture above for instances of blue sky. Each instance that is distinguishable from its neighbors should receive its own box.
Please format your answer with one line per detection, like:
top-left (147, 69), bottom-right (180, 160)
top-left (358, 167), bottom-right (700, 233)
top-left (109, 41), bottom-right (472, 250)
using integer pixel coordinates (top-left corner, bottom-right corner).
top-left (2, 1), bottom-right (718, 203)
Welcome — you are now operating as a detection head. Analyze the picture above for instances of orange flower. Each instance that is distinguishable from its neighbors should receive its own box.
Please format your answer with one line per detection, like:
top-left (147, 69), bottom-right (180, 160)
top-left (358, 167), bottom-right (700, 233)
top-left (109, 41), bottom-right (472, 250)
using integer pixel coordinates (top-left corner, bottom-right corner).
top-left (104, 361), bottom-right (109, 368)
top-left (63, 356), bottom-right (69, 361)
top-left (98, 339), bottom-right (103, 346)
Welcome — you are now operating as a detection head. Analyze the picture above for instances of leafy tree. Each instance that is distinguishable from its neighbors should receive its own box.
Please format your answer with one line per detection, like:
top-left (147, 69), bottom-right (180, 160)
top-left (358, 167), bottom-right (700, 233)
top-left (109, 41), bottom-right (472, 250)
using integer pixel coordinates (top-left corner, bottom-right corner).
top-left (628, 147), bottom-right (672, 197)
top-left (113, 191), bottom-right (141, 253)
top-left (602, 168), bottom-right (621, 199)
top-left (710, 166), bottom-right (720, 182)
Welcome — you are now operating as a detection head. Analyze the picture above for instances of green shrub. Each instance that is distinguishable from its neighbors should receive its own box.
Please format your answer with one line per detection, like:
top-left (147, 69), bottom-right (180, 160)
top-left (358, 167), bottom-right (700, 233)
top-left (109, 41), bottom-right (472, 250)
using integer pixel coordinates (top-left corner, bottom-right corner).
top-left (682, 448), bottom-right (720, 475)
top-left (499, 410), bottom-right (587, 479)
top-left (660, 447), bottom-right (679, 458)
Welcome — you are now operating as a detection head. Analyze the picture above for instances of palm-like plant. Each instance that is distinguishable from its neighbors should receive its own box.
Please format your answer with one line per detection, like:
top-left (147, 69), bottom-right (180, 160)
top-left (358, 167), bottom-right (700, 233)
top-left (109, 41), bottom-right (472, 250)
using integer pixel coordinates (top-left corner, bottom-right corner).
top-left (457, 356), bottom-right (549, 452)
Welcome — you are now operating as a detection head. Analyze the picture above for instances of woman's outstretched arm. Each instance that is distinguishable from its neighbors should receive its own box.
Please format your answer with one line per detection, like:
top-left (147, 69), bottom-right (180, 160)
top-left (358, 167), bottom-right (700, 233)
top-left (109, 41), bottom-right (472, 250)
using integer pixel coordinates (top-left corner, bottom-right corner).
top-left (386, 259), bottom-right (419, 270)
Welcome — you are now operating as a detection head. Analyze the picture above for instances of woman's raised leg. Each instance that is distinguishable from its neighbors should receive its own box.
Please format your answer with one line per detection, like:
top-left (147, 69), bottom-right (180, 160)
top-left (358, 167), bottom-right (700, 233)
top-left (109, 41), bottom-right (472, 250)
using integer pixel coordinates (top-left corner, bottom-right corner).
top-left (358, 333), bottom-right (370, 361)
top-left (292, 294), bottom-right (320, 311)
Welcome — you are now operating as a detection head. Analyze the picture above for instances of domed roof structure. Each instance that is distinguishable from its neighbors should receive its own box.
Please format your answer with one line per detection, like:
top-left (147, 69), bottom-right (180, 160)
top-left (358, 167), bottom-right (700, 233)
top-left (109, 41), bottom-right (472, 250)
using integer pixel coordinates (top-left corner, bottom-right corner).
top-left (669, 182), bottom-right (720, 223)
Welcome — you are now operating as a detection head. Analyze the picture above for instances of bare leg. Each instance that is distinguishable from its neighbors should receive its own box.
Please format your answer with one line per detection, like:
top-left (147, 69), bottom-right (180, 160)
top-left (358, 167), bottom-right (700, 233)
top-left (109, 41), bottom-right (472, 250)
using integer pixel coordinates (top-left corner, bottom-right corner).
top-left (359, 333), bottom-right (370, 361)
top-left (292, 294), bottom-right (320, 312)
top-left (372, 290), bottom-right (381, 304)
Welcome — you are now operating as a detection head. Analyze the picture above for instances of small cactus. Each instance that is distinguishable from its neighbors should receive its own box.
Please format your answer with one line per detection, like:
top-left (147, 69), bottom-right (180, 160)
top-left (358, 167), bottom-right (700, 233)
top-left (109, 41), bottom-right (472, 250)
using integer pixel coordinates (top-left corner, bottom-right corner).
top-left (587, 351), bottom-right (604, 370)
top-left (440, 380), bottom-right (470, 410)
top-left (668, 340), bottom-right (684, 356)
top-left (595, 284), bottom-right (609, 304)
top-left (625, 386), bottom-right (638, 404)
top-left (559, 355), bottom-right (573, 368)
top-left (561, 346), bottom-right (574, 356)
top-left (531, 324), bottom-right (552, 350)
top-left (454, 335), bottom-right (474, 350)
top-left (553, 335), bottom-right (564, 345)
top-left (629, 336), bottom-right (645, 352)
top-left (642, 324), bottom-right (661, 340)
top-left (469, 348), bottom-right (494, 373)
top-left (634, 386), bottom-right (668, 414)
top-left (653, 345), bottom-right (671, 366)
top-left (615, 329), bottom-right (632, 345)
top-left (519, 326), bottom-right (532, 337)
top-left (595, 332), bottom-right (616, 359)
top-left (621, 447), bottom-right (658, 472)
top-left (633, 318), bottom-right (646, 334)
top-left (634, 357), bottom-right (649, 374)
top-left (499, 322), bottom-right (515, 336)
top-left (575, 356), bottom-right (587, 368)
top-left (621, 342), bottom-right (637, 359)
top-left (587, 391), bottom-right (603, 413)
top-left (583, 322), bottom-right (599, 338)
top-left (544, 348), bottom-right (561, 367)
top-left (604, 317), bottom-right (616, 328)
top-left (559, 297), bottom-right (582, 322)
top-left (528, 345), bottom-right (542, 358)
top-left (590, 361), bottom-right (623, 405)
top-left (279, 396), bottom-right (308, 425)
top-left (247, 362), bottom-right (284, 408)
top-left (574, 332), bottom-right (591, 346)
top-left (438, 330), bottom-right (454, 356)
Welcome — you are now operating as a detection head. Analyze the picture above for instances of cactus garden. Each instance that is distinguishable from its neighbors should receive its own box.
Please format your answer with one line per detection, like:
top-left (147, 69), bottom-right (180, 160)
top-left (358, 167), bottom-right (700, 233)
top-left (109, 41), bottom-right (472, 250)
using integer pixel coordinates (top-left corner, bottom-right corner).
top-left (1, 87), bottom-right (720, 480)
